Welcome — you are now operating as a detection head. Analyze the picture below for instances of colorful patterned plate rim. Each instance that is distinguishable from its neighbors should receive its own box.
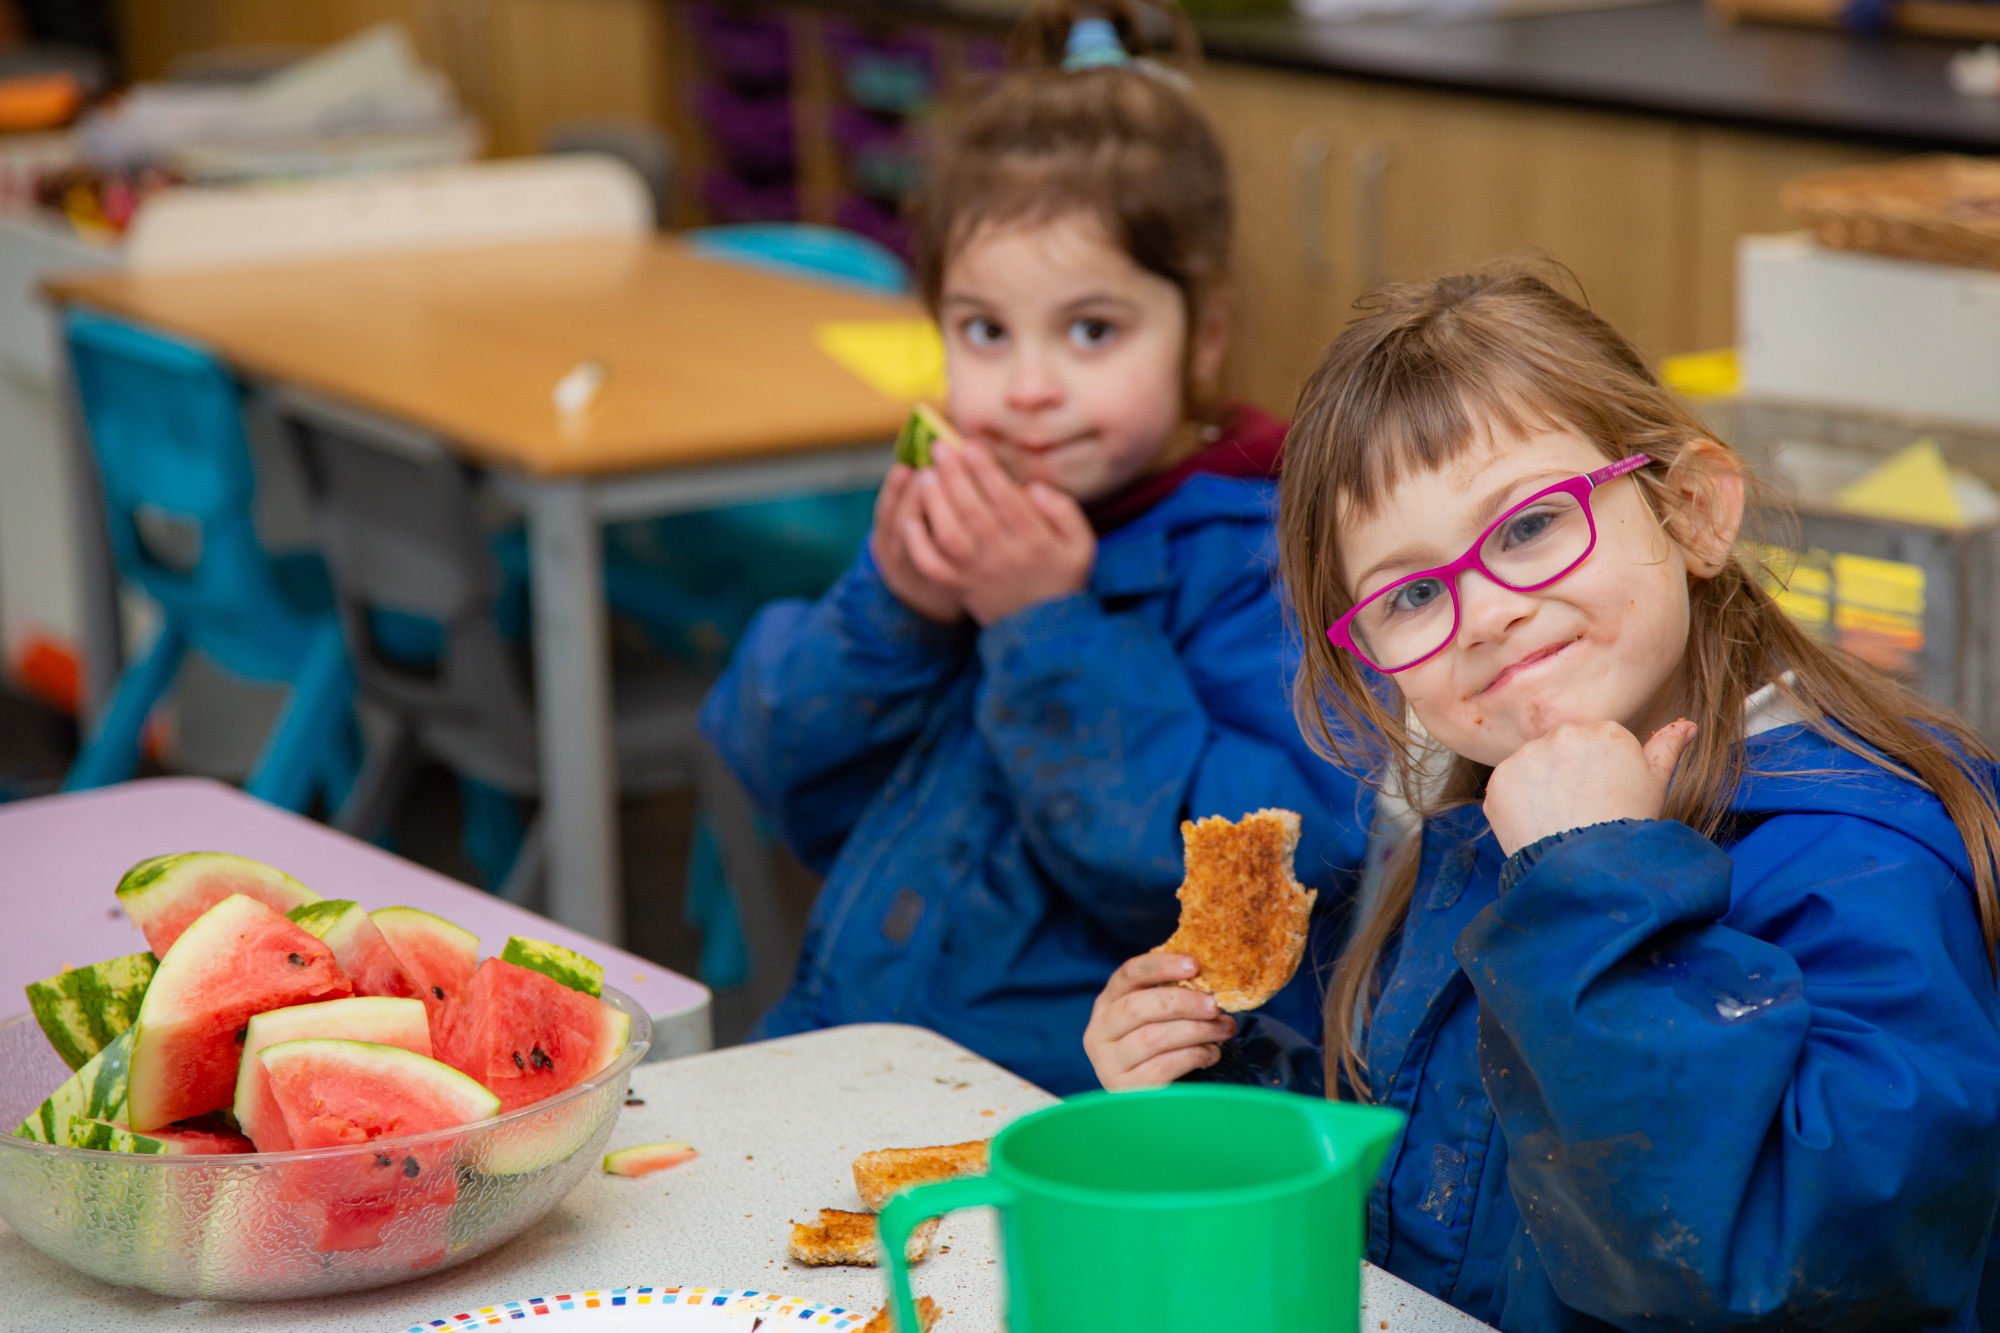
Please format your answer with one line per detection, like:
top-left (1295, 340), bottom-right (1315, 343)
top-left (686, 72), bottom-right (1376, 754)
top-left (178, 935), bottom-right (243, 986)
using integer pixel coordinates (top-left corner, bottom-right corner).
top-left (399, 1286), bottom-right (870, 1331)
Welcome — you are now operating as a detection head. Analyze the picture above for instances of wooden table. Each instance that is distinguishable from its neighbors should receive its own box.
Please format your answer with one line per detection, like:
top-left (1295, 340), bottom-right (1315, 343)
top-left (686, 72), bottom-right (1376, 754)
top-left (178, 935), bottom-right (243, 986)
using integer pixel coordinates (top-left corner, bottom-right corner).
top-left (1, 1024), bottom-right (1495, 1332)
top-left (0, 777), bottom-right (713, 1057)
top-left (47, 238), bottom-right (921, 944)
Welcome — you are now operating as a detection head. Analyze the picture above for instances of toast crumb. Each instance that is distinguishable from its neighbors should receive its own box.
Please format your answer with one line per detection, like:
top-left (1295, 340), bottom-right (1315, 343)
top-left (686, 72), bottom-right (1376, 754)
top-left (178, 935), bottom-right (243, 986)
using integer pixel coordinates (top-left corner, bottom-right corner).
top-left (787, 1208), bottom-right (938, 1267)
top-left (859, 1295), bottom-right (942, 1332)
top-left (853, 1140), bottom-right (990, 1211)
top-left (1152, 808), bottom-right (1314, 1012)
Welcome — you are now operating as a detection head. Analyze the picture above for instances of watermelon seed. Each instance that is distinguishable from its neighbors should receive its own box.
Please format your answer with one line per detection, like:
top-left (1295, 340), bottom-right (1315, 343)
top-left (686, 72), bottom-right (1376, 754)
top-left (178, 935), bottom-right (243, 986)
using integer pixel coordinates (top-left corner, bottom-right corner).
top-left (287, 952), bottom-right (304, 966)
top-left (235, 1028), bottom-right (247, 1044)
top-left (531, 1046), bottom-right (553, 1070)
top-left (513, 1051), bottom-right (526, 1069)
top-left (432, 985), bottom-right (446, 1000)
top-left (375, 1153), bottom-right (394, 1168)
top-left (403, 1156), bottom-right (420, 1178)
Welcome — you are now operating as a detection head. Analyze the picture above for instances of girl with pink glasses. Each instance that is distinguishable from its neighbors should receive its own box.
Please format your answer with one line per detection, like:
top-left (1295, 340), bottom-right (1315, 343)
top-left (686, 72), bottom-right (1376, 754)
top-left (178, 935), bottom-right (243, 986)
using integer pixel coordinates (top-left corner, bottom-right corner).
top-left (1085, 270), bottom-right (2000, 1330)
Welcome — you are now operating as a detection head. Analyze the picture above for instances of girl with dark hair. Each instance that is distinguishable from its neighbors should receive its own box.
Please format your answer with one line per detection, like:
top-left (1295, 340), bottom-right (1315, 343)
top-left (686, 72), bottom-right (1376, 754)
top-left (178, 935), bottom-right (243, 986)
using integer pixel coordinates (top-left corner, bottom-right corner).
top-left (1087, 268), bottom-right (2000, 1329)
top-left (701, 1), bottom-right (1373, 1094)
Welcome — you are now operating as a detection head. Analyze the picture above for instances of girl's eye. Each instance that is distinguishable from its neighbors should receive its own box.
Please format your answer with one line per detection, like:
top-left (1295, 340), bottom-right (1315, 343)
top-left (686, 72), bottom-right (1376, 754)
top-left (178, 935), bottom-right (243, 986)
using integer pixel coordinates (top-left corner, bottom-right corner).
top-left (1382, 577), bottom-right (1448, 618)
top-left (1500, 505), bottom-right (1560, 550)
top-left (963, 317), bottom-right (1006, 350)
top-left (1068, 317), bottom-right (1116, 349)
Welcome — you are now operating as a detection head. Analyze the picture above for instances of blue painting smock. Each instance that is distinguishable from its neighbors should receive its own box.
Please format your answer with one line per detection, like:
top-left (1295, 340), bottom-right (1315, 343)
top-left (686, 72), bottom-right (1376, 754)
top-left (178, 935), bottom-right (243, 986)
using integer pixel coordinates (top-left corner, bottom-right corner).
top-left (700, 420), bottom-right (1373, 1094)
top-left (1221, 715), bottom-right (2000, 1330)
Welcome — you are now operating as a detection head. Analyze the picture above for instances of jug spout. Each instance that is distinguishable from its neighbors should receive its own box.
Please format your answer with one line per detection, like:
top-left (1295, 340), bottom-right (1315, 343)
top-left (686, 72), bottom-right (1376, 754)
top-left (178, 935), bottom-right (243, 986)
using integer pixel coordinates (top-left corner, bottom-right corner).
top-left (1304, 1099), bottom-right (1404, 1183)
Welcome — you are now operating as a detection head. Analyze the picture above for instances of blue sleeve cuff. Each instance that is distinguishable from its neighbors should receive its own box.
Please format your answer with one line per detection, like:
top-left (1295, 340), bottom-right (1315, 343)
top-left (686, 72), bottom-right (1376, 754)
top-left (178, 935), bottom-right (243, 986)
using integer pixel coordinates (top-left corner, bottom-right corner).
top-left (976, 592), bottom-right (1102, 677)
top-left (1496, 817), bottom-right (1654, 895)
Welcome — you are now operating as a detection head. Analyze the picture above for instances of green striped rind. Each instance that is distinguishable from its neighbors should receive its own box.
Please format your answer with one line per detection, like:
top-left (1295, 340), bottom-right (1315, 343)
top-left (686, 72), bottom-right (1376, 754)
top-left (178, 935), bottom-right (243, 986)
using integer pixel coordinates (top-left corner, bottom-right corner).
top-left (499, 935), bottom-right (604, 997)
top-left (16, 1029), bottom-right (134, 1144)
top-left (65, 1116), bottom-right (169, 1154)
top-left (287, 899), bottom-right (361, 939)
top-left (114, 852), bottom-right (318, 918)
top-left (25, 952), bottom-right (158, 1071)
top-left (893, 404), bottom-right (954, 468)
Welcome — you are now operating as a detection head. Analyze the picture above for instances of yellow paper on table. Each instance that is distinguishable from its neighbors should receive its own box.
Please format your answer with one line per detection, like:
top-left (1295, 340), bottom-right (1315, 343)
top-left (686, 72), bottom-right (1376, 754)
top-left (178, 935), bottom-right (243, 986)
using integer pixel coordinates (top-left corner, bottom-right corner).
top-left (1660, 348), bottom-right (1739, 398)
top-left (815, 318), bottom-right (947, 402)
top-left (1834, 439), bottom-right (1964, 529)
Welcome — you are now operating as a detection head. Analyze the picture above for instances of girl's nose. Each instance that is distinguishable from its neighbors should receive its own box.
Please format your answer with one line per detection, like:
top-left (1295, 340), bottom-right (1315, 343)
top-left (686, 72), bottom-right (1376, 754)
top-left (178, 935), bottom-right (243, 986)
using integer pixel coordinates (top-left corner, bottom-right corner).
top-left (1004, 344), bottom-right (1064, 413)
top-left (1452, 569), bottom-right (1538, 649)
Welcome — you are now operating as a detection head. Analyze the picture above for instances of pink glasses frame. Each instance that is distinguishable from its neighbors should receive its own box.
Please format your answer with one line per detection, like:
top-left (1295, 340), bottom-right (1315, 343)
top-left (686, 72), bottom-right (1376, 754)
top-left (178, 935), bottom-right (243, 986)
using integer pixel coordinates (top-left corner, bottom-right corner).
top-left (1326, 452), bottom-right (1654, 674)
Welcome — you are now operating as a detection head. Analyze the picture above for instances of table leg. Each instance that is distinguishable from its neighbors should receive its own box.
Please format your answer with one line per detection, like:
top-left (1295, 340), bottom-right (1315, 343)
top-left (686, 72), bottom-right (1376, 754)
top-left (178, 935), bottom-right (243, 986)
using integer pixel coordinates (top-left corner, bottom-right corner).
top-left (526, 479), bottom-right (622, 944)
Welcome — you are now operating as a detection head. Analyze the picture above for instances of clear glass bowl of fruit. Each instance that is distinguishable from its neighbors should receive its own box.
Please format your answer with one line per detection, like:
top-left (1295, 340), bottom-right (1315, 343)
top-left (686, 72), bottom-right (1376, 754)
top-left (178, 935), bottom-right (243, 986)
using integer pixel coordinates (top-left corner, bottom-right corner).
top-left (0, 853), bottom-right (653, 1300)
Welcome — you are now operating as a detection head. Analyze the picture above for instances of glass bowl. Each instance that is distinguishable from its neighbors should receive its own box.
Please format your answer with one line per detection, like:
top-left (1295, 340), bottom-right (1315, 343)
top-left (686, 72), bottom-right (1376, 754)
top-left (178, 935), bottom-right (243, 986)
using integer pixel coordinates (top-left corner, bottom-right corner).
top-left (0, 986), bottom-right (651, 1300)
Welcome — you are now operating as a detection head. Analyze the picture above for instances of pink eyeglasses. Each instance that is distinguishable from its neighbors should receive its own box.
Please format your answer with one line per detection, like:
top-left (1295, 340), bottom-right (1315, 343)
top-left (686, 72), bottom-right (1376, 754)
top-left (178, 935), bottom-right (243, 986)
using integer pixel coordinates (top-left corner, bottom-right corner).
top-left (1326, 453), bottom-right (1653, 674)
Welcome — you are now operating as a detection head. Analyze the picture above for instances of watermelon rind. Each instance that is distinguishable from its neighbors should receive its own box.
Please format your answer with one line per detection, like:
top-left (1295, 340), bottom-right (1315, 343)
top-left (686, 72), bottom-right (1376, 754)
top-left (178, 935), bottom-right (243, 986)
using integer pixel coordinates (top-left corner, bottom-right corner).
top-left (499, 935), bottom-right (604, 997)
top-left (26, 950), bottom-right (157, 1071)
top-left (65, 1116), bottom-right (170, 1154)
top-left (370, 906), bottom-right (479, 1010)
top-left (116, 852), bottom-right (320, 958)
top-left (15, 1028), bottom-right (134, 1144)
top-left (288, 900), bottom-right (419, 999)
top-left (127, 894), bottom-right (353, 1132)
top-left (603, 1141), bottom-right (696, 1177)
top-left (233, 996), bottom-right (431, 1151)
top-left (285, 899), bottom-right (357, 938)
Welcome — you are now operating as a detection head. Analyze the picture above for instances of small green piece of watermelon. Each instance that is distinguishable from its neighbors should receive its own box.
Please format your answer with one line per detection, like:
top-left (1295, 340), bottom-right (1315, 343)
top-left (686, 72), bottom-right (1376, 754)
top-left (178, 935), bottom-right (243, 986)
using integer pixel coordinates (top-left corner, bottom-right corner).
top-left (127, 895), bottom-right (353, 1132)
top-left (15, 1028), bottom-right (134, 1144)
top-left (603, 1141), bottom-right (696, 1177)
top-left (499, 935), bottom-right (604, 997)
top-left (894, 403), bottom-right (958, 469)
top-left (25, 951), bottom-right (157, 1071)
top-left (287, 900), bottom-right (420, 1000)
top-left (370, 906), bottom-right (478, 1029)
top-left (233, 996), bottom-right (431, 1151)
top-left (116, 852), bottom-right (320, 958)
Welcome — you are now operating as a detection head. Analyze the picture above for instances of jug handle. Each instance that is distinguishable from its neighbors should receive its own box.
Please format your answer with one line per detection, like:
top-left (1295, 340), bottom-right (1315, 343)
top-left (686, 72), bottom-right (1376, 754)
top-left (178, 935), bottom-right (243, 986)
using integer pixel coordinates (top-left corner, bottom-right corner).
top-left (878, 1176), bottom-right (1016, 1333)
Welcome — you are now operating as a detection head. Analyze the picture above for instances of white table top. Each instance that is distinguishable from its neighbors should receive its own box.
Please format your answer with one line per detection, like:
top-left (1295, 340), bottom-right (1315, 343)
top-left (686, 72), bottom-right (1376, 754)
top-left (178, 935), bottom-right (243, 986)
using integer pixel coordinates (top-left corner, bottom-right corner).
top-left (0, 1023), bottom-right (1492, 1332)
top-left (0, 778), bottom-right (711, 1055)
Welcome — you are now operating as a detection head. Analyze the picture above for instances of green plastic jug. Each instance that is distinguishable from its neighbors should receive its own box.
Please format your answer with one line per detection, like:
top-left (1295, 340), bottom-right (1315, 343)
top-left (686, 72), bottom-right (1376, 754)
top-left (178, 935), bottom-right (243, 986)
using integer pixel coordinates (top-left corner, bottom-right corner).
top-left (877, 1084), bottom-right (1404, 1332)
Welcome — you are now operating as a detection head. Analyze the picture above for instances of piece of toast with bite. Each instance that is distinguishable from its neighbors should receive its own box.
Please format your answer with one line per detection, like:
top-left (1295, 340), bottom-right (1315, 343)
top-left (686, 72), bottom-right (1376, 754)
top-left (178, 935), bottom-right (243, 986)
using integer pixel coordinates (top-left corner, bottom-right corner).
top-left (1152, 808), bottom-right (1314, 1012)
top-left (788, 1208), bottom-right (938, 1267)
top-left (853, 1139), bottom-right (990, 1212)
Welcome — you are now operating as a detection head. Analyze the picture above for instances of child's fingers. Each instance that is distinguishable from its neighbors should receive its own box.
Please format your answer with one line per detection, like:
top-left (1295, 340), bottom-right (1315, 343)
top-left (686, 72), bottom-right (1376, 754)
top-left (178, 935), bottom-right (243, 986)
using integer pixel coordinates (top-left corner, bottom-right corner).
top-left (960, 441), bottom-right (1041, 532)
top-left (1095, 985), bottom-right (1222, 1045)
top-left (1643, 718), bottom-right (1698, 787)
top-left (1122, 1043), bottom-right (1221, 1088)
top-left (1028, 481), bottom-right (1094, 547)
top-left (1098, 952), bottom-right (1199, 1005)
top-left (901, 510), bottom-right (959, 588)
top-left (915, 471), bottom-right (981, 564)
top-left (933, 443), bottom-right (1005, 544)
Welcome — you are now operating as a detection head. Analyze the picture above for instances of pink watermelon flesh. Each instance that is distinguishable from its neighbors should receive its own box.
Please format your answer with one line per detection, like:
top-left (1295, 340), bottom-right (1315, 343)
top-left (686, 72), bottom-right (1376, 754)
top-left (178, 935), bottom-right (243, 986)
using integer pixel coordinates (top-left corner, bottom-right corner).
top-left (262, 1039), bottom-right (496, 1253)
top-left (234, 996), bottom-right (432, 1152)
top-left (126, 896), bottom-right (353, 1132)
top-left (371, 908), bottom-right (478, 1033)
top-left (439, 957), bottom-right (630, 1112)
top-left (604, 1141), bottom-right (696, 1177)
top-left (294, 903), bottom-right (420, 1001)
top-left (119, 854), bottom-right (318, 958)
top-left (147, 1120), bottom-right (256, 1154)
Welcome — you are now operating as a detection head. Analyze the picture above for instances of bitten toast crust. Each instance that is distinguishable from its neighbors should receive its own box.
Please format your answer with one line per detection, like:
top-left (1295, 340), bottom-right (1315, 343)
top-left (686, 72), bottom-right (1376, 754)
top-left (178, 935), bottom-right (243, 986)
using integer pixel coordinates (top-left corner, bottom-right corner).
top-left (853, 1140), bottom-right (990, 1212)
top-left (1152, 808), bottom-right (1314, 1012)
top-left (788, 1208), bottom-right (938, 1267)
top-left (859, 1295), bottom-right (942, 1332)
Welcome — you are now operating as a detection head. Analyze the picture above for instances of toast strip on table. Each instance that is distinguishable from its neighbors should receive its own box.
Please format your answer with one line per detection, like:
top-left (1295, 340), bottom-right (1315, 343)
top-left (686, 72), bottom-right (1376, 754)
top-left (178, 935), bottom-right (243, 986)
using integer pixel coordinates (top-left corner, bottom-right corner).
top-left (853, 1139), bottom-right (990, 1211)
top-left (788, 1208), bottom-right (938, 1266)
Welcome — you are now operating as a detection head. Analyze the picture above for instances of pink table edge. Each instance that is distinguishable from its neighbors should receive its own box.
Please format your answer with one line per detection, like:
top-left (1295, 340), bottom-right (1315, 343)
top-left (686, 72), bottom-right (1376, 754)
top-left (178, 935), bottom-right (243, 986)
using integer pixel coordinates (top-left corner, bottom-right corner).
top-left (0, 777), bottom-right (711, 1059)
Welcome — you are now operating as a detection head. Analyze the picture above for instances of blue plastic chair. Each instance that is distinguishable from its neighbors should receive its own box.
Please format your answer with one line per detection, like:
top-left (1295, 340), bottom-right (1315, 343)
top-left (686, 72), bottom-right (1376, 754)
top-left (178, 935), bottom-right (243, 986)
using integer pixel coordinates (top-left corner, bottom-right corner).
top-left (61, 310), bottom-right (358, 813)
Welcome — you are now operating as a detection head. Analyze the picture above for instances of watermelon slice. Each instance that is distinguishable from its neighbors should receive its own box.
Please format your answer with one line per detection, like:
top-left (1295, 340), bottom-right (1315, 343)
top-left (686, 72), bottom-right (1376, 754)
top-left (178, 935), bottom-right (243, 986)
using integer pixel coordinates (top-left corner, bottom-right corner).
top-left (126, 895), bottom-right (353, 1132)
top-left (604, 1141), bottom-right (696, 1176)
top-left (500, 935), bottom-right (604, 997)
top-left (437, 957), bottom-right (631, 1113)
top-left (26, 951), bottom-right (156, 1071)
top-left (68, 1117), bottom-right (254, 1155)
top-left (233, 996), bottom-right (431, 1151)
top-left (287, 901), bottom-right (420, 1000)
top-left (370, 906), bottom-right (477, 1030)
top-left (15, 1028), bottom-right (134, 1143)
top-left (116, 852), bottom-right (320, 958)
top-left (260, 1038), bottom-right (498, 1253)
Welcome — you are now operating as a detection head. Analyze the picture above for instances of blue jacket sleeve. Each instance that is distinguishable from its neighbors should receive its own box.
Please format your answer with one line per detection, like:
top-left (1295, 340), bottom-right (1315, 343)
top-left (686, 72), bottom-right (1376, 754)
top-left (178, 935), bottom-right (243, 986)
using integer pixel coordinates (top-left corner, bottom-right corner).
top-left (699, 549), bottom-right (972, 874)
top-left (973, 579), bottom-right (1371, 949)
top-left (1455, 816), bottom-right (2000, 1331)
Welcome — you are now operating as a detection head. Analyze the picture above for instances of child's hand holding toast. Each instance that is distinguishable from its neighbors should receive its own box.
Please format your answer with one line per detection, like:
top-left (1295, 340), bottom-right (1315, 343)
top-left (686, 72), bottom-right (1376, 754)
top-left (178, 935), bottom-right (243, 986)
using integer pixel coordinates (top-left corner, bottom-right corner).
top-left (902, 440), bottom-right (1096, 625)
top-left (1084, 952), bottom-right (1234, 1090)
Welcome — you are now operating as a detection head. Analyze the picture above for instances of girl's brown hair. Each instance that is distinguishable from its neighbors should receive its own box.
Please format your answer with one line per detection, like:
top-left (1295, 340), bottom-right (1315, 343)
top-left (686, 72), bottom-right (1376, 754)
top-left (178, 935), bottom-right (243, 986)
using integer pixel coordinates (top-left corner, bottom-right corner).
top-left (910, 0), bottom-right (1230, 406)
top-left (1278, 268), bottom-right (2000, 1098)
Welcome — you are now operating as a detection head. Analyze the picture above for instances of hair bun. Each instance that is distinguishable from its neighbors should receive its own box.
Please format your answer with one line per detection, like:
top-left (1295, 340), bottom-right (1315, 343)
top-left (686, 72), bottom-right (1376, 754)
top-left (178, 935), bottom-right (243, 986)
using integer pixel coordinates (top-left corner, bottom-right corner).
top-left (1010, 0), bottom-right (1200, 73)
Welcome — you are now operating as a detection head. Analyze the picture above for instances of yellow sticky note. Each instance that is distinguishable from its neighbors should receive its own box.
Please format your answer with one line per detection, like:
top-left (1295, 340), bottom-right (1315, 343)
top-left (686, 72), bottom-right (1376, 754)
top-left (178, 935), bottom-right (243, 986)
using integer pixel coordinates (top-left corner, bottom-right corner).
top-left (815, 318), bottom-right (947, 401)
top-left (1834, 439), bottom-right (1965, 529)
top-left (1660, 348), bottom-right (1739, 398)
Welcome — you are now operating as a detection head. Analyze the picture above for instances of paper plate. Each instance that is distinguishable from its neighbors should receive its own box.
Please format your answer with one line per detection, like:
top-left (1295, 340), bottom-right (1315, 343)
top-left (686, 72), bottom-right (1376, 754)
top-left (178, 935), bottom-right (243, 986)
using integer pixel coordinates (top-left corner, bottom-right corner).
top-left (400, 1287), bottom-right (872, 1331)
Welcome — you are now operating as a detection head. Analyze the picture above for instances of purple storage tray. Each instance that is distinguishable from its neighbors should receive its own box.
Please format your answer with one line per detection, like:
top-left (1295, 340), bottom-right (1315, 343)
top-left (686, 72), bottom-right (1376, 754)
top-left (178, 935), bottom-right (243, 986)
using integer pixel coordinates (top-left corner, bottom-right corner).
top-left (694, 82), bottom-right (796, 178)
top-left (829, 105), bottom-right (924, 200)
top-left (824, 22), bottom-right (938, 114)
top-left (704, 169), bottom-right (800, 223)
top-left (836, 193), bottom-right (912, 259)
top-left (687, 3), bottom-right (792, 92)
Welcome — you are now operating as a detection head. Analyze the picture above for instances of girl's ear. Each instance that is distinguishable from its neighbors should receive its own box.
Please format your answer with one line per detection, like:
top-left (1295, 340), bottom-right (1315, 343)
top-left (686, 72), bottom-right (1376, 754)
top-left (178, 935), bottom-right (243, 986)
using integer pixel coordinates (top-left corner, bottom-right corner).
top-left (1668, 439), bottom-right (1745, 578)
top-left (1189, 288), bottom-right (1231, 392)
